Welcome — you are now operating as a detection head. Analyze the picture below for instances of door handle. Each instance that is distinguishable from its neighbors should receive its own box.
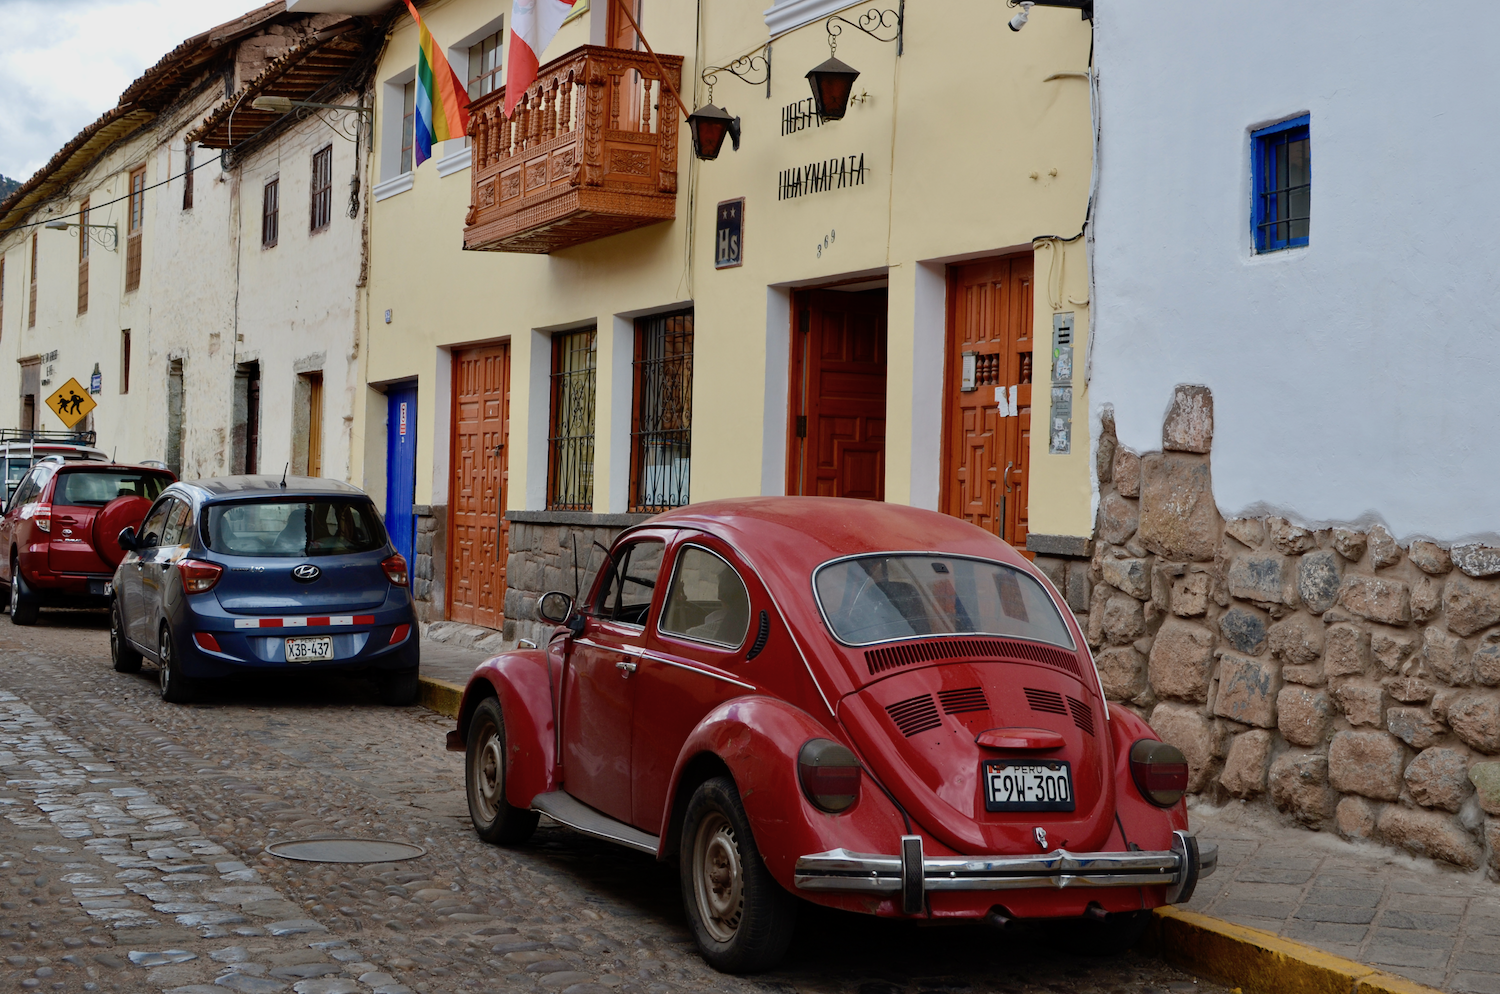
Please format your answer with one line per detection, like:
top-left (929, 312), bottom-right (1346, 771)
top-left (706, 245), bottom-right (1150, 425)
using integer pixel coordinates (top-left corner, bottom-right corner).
top-left (1004, 461), bottom-right (1014, 493)
top-left (615, 660), bottom-right (637, 677)
top-left (159, 562), bottom-right (170, 571)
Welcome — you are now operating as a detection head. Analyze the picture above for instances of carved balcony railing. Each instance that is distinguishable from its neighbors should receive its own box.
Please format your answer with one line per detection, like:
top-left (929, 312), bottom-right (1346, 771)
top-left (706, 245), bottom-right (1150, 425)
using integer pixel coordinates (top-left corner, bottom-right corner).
top-left (464, 45), bottom-right (683, 254)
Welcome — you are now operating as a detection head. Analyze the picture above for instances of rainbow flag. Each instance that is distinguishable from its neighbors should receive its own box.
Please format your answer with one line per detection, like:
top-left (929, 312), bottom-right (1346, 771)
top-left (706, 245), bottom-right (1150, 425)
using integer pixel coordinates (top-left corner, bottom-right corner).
top-left (402, 0), bottom-right (470, 167)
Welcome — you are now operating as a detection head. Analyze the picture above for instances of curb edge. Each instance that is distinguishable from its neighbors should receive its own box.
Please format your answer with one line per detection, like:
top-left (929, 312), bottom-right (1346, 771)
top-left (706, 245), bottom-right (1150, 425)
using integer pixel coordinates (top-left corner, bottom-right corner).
top-left (417, 675), bottom-right (463, 718)
top-left (1148, 907), bottom-right (1444, 994)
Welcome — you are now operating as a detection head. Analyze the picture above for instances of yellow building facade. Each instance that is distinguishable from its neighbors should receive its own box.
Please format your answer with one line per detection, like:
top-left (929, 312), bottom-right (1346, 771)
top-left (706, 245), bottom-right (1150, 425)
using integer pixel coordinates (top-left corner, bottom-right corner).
top-left (329, 0), bottom-right (1097, 636)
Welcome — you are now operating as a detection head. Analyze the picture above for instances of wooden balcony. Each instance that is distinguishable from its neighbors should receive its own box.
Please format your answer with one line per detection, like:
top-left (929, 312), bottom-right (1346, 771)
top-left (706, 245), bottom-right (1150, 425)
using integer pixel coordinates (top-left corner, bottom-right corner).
top-left (464, 45), bottom-right (683, 254)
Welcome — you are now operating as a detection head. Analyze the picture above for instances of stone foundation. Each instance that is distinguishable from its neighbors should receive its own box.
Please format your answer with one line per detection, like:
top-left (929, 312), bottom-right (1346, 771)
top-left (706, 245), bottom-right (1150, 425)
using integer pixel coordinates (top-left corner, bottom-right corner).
top-left (411, 503), bottom-right (446, 625)
top-left (1093, 386), bottom-right (1500, 877)
top-left (503, 511), bottom-right (652, 646)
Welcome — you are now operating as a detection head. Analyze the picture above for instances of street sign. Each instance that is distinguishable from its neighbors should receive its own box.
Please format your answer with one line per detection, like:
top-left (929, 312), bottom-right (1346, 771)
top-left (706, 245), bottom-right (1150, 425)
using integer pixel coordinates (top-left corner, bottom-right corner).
top-left (45, 378), bottom-right (97, 429)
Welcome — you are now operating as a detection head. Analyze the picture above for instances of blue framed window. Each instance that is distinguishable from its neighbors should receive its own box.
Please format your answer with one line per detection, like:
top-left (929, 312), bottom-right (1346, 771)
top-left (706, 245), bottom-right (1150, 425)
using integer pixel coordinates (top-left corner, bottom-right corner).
top-left (1252, 114), bottom-right (1310, 252)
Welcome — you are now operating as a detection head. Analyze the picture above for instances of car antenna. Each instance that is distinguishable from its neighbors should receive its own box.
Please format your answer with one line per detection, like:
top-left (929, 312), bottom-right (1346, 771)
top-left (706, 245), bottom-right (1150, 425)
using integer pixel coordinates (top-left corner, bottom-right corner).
top-left (280, 462), bottom-right (289, 488)
top-left (571, 533), bottom-right (581, 600)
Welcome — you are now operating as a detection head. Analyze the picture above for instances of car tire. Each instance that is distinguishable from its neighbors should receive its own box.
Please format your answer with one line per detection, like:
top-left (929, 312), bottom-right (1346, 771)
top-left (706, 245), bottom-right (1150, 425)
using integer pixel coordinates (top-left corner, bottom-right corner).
top-left (679, 776), bottom-right (797, 974)
top-left (8, 559), bottom-right (38, 626)
top-left (378, 669), bottom-right (421, 707)
top-left (110, 598), bottom-right (142, 673)
top-left (157, 625), bottom-right (194, 704)
top-left (465, 698), bottom-right (539, 845)
top-left (1061, 909), bottom-right (1153, 956)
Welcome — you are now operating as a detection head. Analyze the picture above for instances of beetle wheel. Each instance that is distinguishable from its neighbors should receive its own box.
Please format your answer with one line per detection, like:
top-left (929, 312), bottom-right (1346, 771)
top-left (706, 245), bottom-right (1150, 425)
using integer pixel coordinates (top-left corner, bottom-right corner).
top-left (692, 812), bottom-right (745, 943)
top-left (679, 776), bottom-right (796, 973)
top-left (465, 697), bottom-right (538, 845)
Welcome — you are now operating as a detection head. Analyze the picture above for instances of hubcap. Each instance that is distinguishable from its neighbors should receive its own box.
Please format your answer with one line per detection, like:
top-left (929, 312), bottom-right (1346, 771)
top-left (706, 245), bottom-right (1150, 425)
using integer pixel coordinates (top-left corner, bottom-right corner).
top-left (9, 571), bottom-right (17, 615)
top-left (470, 722), bottom-right (503, 821)
top-left (692, 812), bottom-right (744, 943)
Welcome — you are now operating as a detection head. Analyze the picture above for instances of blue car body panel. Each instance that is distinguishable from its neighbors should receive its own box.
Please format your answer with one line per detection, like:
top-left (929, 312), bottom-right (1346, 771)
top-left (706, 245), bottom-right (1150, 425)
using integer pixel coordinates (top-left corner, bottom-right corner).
top-left (115, 476), bottom-right (419, 682)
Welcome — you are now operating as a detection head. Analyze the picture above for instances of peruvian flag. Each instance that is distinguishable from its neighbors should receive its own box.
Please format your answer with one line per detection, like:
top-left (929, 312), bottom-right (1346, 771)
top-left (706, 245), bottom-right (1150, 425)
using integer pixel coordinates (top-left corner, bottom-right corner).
top-left (506, 0), bottom-right (576, 116)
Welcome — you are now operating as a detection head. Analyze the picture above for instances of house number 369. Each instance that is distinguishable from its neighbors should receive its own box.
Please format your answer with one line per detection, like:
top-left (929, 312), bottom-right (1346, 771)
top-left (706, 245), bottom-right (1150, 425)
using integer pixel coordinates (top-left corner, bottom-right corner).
top-left (816, 229), bottom-right (836, 258)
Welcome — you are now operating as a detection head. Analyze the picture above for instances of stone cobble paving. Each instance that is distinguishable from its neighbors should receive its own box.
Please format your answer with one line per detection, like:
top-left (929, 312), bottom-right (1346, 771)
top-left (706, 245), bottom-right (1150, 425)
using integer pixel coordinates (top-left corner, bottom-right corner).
top-left (1, 611), bottom-right (1227, 994)
top-left (1189, 800), bottom-right (1500, 993)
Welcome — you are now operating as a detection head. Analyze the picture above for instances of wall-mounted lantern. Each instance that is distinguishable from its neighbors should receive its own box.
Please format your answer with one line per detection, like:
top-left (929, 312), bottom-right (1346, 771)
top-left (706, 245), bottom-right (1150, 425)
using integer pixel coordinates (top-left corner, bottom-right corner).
top-left (687, 103), bottom-right (741, 160)
top-left (805, 4), bottom-right (904, 122)
top-left (688, 45), bottom-right (770, 160)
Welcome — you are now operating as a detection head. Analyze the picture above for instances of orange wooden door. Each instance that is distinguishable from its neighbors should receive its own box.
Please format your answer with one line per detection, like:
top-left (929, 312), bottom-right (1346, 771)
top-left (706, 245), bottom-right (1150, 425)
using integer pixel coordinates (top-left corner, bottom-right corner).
top-left (788, 289), bottom-right (887, 500)
top-left (944, 257), bottom-right (1033, 553)
top-left (448, 344), bottom-right (511, 629)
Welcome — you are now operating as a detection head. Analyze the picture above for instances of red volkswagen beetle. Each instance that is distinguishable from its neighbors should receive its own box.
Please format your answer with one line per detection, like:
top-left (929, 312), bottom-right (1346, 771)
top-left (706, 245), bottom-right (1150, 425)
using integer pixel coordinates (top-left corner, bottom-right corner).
top-left (448, 498), bottom-right (1215, 972)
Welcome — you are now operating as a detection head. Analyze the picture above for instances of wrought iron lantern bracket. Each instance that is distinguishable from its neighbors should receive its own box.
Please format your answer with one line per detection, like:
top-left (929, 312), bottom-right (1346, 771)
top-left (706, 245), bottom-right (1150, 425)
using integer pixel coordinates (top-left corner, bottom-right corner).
top-left (824, 2), bottom-right (904, 57)
top-left (700, 42), bottom-right (772, 102)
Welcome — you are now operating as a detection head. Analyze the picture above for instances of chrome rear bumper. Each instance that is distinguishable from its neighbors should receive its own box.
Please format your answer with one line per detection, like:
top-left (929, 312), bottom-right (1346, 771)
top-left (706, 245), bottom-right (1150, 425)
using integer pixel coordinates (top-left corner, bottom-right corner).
top-left (794, 830), bottom-right (1216, 915)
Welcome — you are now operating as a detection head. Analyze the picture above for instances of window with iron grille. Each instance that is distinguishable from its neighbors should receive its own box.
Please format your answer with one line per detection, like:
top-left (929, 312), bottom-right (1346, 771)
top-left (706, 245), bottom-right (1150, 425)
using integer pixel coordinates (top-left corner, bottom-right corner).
top-left (311, 146), bottom-right (333, 231)
top-left (262, 176), bottom-right (279, 248)
top-left (400, 81), bottom-right (416, 175)
top-left (77, 197), bottom-right (89, 316)
top-left (125, 166), bottom-right (144, 292)
top-left (548, 328), bottom-right (597, 511)
top-left (630, 310), bottom-right (693, 512)
top-left (1252, 115), bottom-right (1309, 253)
top-left (467, 29), bottom-right (504, 101)
top-left (183, 144), bottom-right (194, 210)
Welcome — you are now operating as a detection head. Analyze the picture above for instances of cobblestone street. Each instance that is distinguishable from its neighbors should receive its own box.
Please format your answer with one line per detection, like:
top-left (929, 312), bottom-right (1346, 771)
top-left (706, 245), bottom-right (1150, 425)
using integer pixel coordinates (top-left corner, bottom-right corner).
top-left (0, 611), bottom-right (1227, 994)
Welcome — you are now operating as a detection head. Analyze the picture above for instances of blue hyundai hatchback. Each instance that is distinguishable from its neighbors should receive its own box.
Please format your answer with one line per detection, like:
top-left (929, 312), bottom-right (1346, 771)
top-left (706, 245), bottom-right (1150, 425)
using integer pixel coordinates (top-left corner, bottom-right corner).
top-left (109, 476), bottom-right (419, 704)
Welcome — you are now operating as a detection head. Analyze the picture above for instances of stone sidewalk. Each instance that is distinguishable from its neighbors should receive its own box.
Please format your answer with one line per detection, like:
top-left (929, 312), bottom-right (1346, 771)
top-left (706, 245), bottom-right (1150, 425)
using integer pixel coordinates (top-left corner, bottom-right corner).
top-left (1188, 799), bottom-right (1500, 993)
top-left (418, 622), bottom-right (512, 686)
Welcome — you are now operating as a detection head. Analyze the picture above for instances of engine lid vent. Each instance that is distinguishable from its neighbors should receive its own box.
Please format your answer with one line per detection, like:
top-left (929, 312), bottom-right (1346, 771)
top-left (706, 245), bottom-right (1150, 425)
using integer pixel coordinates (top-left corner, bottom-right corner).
top-left (1024, 687), bottom-right (1067, 715)
top-left (864, 637), bottom-right (1084, 681)
top-left (885, 693), bottom-right (942, 737)
top-left (1067, 695), bottom-right (1095, 736)
top-left (938, 686), bottom-right (989, 715)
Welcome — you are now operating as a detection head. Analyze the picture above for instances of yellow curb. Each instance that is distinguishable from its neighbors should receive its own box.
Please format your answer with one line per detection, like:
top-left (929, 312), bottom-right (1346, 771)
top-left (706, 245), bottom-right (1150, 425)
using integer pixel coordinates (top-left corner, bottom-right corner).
top-left (417, 676), bottom-right (463, 718)
top-left (1148, 908), bottom-right (1444, 994)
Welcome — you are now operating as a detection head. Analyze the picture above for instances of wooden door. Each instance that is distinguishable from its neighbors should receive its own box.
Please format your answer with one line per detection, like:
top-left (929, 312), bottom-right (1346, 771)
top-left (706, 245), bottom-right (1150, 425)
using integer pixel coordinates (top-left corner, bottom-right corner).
top-left (448, 344), bottom-right (510, 629)
top-left (788, 289), bottom-right (888, 500)
top-left (943, 256), bottom-right (1034, 553)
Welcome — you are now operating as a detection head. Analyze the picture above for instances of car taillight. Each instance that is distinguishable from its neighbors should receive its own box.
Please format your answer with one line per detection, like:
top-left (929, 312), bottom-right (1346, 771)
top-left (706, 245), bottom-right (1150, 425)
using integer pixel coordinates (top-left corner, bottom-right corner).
top-left (798, 738), bottom-right (862, 813)
top-left (1129, 739), bottom-right (1189, 807)
top-left (194, 633), bottom-right (221, 652)
top-left (389, 624), bottom-right (410, 645)
top-left (381, 553), bottom-right (409, 587)
top-left (177, 559), bottom-right (224, 594)
top-left (34, 504), bottom-right (51, 533)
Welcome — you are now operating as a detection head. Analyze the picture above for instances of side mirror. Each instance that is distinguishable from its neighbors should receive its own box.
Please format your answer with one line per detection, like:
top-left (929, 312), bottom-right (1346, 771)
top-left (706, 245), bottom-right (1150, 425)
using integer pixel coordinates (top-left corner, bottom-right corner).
top-left (537, 590), bottom-right (575, 625)
top-left (117, 527), bottom-right (137, 552)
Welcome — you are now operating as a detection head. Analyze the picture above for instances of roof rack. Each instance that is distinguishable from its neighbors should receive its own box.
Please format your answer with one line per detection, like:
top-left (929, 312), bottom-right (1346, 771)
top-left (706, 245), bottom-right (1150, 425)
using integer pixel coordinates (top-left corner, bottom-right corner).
top-left (0, 428), bottom-right (97, 446)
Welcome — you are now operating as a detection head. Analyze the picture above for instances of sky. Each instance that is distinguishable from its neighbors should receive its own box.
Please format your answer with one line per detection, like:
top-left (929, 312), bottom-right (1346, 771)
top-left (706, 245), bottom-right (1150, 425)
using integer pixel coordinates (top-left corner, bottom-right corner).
top-left (0, 0), bottom-right (265, 182)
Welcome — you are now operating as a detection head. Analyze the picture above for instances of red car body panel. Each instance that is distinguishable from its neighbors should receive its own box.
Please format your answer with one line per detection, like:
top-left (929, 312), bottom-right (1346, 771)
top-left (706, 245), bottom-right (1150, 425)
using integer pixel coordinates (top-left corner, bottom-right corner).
top-left (455, 497), bottom-right (1202, 923)
top-left (1, 465), bottom-right (173, 601)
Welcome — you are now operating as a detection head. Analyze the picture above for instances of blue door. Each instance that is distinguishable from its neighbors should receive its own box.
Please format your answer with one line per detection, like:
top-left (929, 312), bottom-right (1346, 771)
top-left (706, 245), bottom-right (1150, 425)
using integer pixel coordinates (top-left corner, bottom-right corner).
top-left (385, 385), bottom-right (418, 567)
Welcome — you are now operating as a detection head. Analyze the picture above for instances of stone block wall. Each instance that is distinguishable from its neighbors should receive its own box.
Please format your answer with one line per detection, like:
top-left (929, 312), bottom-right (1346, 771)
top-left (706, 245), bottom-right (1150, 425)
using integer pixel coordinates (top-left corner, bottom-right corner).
top-left (410, 504), bottom-right (446, 625)
top-left (1093, 386), bottom-right (1500, 878)
top-left (503, 511), bottom-right (652, 646)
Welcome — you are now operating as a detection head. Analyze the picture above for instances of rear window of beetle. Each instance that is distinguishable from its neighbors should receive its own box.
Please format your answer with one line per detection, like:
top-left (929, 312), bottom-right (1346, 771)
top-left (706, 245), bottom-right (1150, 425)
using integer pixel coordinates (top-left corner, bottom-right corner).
top-left (814, 554), bottom-right (1075, 649)
top-left (202, 499), bottom-right (386, 557)
top-left (54, 470), bottom-right (172, 506)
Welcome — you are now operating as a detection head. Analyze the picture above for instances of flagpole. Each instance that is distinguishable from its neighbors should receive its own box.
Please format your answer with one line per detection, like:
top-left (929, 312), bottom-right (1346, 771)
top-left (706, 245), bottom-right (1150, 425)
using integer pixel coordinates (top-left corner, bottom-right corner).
top-left (611, 0), bottom-right (690, 121)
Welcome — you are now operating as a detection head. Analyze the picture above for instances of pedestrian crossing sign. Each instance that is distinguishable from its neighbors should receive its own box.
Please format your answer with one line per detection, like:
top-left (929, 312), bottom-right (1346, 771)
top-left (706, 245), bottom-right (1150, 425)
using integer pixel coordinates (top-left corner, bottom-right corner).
top-left (46, 377), bottom-right (97, 429)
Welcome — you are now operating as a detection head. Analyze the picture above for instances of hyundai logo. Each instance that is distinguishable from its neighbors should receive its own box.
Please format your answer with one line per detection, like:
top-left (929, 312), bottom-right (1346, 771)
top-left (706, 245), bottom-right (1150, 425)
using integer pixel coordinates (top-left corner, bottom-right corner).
top-left (291, 564), bottom-right (321, 582)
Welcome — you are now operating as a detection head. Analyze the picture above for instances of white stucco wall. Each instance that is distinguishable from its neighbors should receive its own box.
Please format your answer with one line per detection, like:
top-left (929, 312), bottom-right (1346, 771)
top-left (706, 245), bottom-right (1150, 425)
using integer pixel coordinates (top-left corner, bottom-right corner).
top-left (1091, 0), bottom-right (1500, 544)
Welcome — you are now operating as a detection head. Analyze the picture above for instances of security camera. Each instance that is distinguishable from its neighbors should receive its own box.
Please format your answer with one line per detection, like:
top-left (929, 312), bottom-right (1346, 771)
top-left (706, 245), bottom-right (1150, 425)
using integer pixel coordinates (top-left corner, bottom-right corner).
top-left (1008, 1), bottom-right (1034, 31)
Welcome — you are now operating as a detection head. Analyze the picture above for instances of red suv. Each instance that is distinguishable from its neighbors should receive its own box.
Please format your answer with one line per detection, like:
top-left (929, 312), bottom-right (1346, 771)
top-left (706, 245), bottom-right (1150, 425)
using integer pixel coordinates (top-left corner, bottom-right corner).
top-left (0, 461), bottom-right (175, 624)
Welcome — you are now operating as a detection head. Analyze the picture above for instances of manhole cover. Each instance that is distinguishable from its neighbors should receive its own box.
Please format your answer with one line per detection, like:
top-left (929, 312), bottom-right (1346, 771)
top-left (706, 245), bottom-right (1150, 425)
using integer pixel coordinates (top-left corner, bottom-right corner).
top-left (264, 839), bottom-right (427, 864)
